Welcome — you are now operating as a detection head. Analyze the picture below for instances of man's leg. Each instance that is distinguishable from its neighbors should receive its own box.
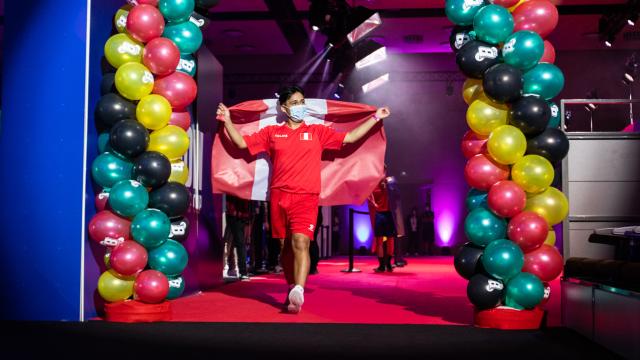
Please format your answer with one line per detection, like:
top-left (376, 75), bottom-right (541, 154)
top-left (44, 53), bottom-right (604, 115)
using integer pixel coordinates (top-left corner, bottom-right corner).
top-left (286, 233), bottom-right (310, 313)
top-left (385, 238), bottom-right (395, 272)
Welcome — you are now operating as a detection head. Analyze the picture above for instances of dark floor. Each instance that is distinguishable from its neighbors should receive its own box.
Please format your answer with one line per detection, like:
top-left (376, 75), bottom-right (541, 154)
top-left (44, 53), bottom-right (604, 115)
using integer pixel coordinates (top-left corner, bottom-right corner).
top-left (1, 322), bottom-right (619, 359)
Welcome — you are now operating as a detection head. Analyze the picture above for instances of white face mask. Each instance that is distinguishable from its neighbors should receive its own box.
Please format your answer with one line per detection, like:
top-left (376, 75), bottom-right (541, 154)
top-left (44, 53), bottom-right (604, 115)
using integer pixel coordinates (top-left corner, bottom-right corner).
top-left (287, 104), bottom-right (307, 122)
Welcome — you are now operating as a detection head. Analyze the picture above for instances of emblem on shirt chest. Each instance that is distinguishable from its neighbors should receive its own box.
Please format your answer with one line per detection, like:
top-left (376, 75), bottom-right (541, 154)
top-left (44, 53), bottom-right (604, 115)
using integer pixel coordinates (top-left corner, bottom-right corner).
top-left (300, 132), bottom-right (312, 141)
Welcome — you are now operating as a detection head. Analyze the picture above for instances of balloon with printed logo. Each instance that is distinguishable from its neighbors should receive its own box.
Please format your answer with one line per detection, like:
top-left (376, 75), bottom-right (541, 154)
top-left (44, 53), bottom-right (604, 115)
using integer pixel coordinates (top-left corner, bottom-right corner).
top-left (98, 132), bottom-right (112, 154)
top-left (104, 33), bottom-right (144, 68)
top-left (101, 73), bottom-right (117, 95)
top-left (109, 119), bottom-right (150, 159)
top-left (512, 0), bottom-right (559, 38)
top-left (110, 240), bottom-right (149, 276)
top-left (540, 40), bottom-right (556, 63)
top-left (114, 5), bottom-right (132, 33)
top-left (148, 239), bottom-right (189, 276)
top-left (456, 40), bottom-right (500, 79)
top-left (464, 207), bottom-right (507, 247)
top-left (149, 181), bottom-right (190, 218)
top-left (159, 0), bottom-right (195, 23)
top-left (523, 244), bottom-right (563, 281)
top-left (487, 125), bottom-right (527, 165)
top-left (539, 282), bottom-right (551, 306)
top-left (525, 187), bottom-right (568, 225)
top-left (132, 151), bottom-right (172, 188)
top-left (449, 25), bottom-right (474, 53)
top-left (95, 190), bottom-right (110, 212)
top-left (547, 101), bottom-right (560, 128)
top-left (511, 155), bottom-right (553, 193)
top-left (91, 152), bottom-right (133, 188)
top-left (523, 63), bottom-right (564, 100)
top-left (464, 153), bottom-right (510, 191)
top-left (483, 64), bottom-right (523, 104)
top-left (163, 21), bottom-right (202, 54)
top-left (134, 270), bottom-right (169, 303)
top-left (176, 54), bottom-right (196, 77)
top-left (462, 78), bottom-right (483, 105)
top-left (502, 31), bottom-right (544, 70)
top-left (137, 94), bottom-right (172, 130)
top-left (167, 275), bottom-right (185, 299)
top-left (482, 239), bottom-right (524, 280)
top-left (505, 272), bottom-right (544, 309)
top-left (466, 188), bottom-right (488, 211)
top-left (473, 5), bottom-right (514, 45)
top-left (88, 210), bottom-right (131, 247)
top-left (143, 38), bottom-right (180, 76)
top-left (147, 125), bottom-right (190, 160)
top-left (98, 269), bottom-right (135, 302)
top-left (467, 273), bottom-right (505, 310)
top-left (168, 160), bottom-right (189, 184)
top-left (131, 208), bottom-right (171, 249)
top-left (488, 180), bottom-right (526, 218)
top-left (544, 228), bottom-right (556, 246)
top-left (507, 211), bottom-right (548, 253)
top-left (153, 71), bottom-right (198, 109)
top-left (461, 130), bottom-right (487, 159)
top-left (95, 93), bottom-right (136, 129)
top-left (526, 128), bottom-right (569, 164)
top-left (108, 180), bottom-right (149, 218)
top-left (169, 110), bottom-right (192, 130)
top-left (169, 217), bottom-right (190, 242)
top-left (445, 0), bottom-right (485, 26)
top-left (115, 62), bottom-right (155, 101)
top-left (467, 96), bottom-right (509, 136)
top-left (126, 4), bottom-right (165, 43)
top-left (454, 242), bottom-right (485, 279)
top-left (509, 95), bottom-right (550, 136)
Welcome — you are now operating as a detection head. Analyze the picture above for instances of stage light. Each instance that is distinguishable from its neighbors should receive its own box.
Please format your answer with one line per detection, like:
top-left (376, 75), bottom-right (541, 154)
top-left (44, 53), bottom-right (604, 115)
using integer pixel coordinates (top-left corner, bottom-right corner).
top-left (362, 73), bottom-right (389, 94)
top-left (355, 46), bottom-right (387, 70)
top-left (605, 39), bottom-right (613, 47)
top-left (312, 25), bottom-right (320, 31)
top-left (333, 93), bottom-right (341, 99)
top-left (347, 11), bottom-right (382, 44)
top-left (274, 92), bottom-right (279, 98)
top-left (338, 83), bottom-right (344, 88)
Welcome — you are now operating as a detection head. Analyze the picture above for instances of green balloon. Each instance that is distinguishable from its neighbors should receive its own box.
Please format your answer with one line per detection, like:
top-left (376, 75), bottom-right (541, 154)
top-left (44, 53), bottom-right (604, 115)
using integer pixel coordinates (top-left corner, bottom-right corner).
top-left (149, 239), bottom-right (189, 276)
top-left (482, 239), bottom-right (524, 280)
top-left (176, 54), bottom-right (196, 77)
top-left (466, 189), bottom-right (488, 211)
top-left (547, 101), bottom-right (560, 128)
top-left (98, 132), bottom-right (112, 154)
top-left (108, 180), bottom-right (149, 217)
top-left (473, 4), bottom-right (514, 45)
top-left (91, 152), bottom-right (133, 189)
top-left (163, 21), bottom-right (203, 54)
top-left (464, 207), bottom-right (507, 246)
top-left (159, 0), bottom-right (195, 23)
top-left (502, 31), bottom-right (544, 70)
top-left (131, 209), bottom-right (171, 249)
top-left (167, 275), bottom-right (185, 299)
top-left (445, 0), bottom-right (486, 26)
top-left (506, 272), bottom-right (544, 309)
top-left (523, 63), bottom-right (565, 100)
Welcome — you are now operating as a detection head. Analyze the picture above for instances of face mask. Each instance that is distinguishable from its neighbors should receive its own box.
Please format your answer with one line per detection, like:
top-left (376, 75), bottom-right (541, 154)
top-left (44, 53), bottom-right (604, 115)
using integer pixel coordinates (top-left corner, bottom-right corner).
top-left (287, 104), bottom-right (307, 122)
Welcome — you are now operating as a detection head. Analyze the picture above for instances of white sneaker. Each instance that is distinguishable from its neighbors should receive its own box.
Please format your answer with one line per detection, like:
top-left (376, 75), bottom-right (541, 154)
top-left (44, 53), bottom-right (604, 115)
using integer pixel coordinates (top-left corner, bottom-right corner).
top-left (287, 285), bottom-right (304, 314)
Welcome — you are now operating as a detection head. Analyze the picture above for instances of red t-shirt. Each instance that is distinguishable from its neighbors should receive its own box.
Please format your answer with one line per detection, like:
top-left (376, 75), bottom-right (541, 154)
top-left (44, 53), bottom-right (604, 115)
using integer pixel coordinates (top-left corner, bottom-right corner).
top-left (368, 179), bottom-right (390, 212)
top-left (243, 123), bottom-right (346, 194)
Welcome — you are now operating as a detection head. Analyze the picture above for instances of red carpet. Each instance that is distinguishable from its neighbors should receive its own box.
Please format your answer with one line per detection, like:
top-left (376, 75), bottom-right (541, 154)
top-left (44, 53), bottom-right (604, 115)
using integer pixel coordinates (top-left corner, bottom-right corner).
top-left (170, 256), bottom-right (561, 326)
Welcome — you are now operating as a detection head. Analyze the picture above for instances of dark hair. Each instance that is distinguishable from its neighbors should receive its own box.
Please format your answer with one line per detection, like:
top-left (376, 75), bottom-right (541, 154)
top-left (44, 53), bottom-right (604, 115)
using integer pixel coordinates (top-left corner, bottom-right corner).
top-left (277, 85), bottom-right (304, 105)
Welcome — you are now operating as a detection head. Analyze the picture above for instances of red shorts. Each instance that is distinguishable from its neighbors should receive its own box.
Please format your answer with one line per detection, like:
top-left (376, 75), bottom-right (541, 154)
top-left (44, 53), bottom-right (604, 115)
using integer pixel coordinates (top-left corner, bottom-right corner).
top-left (270, 188), bottom-right (319, 240)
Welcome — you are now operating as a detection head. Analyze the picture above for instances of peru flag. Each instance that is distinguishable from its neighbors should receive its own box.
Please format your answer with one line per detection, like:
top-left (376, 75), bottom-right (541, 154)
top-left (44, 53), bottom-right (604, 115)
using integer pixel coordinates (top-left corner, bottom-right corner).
top-left (211, 99), bottom-right (386, 206)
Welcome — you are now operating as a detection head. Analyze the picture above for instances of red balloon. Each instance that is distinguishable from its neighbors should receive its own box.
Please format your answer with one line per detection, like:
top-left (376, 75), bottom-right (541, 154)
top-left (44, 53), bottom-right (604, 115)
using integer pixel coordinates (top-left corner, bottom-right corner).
top-left (134, 270), bottom-right (169, 303)
top-left (461, 130), bottom-right (488, 159)
top-left (153, 72), bottom-right (198, 109)
top-left (488, 180), bottom-right (526, 218)
top-left (138, 0), bottom-right (159, 5)
top-left (88, 210), bottom-right (131, 247)
top-left (110, 241), bottom-right (149, 276)
top-left (464, 153), bottom-right (510, 191)
top-left (491, 0), bottom-right (520, 7)
top-left (540, 40), bottom-right (556, 63)
top-left (126, 4), bottom-right (165, 43)
top-left (523, 244), bottom-right (563, 281)
top-left (169, 109), bottom-right (192, 130)
top-left (512, 0), bottom-right (559, 38)
top-left (143, 38), bottom-right (180, 76)
top-left (508, 211), bottom-right (548, 252)
top-left (95, 191), bottom-right (110, 212)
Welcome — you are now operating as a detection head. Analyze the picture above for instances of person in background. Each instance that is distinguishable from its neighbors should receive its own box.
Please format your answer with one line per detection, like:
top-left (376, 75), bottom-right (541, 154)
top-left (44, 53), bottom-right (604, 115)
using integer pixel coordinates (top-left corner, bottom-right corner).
top-left (251, 201), bottom-right (269, 274)
top-left (226, 195), bottom-right (252, 281)
top-left (421, 203), bottom-right (435, 256)
top-left (332, 211), bottom-right (340, 256)
top-left (406, 207), bottom-right (419, 257)
top-left (368, 170), bottom-right (396, 273)
top-left (309, 208), bottom-right (323, 275)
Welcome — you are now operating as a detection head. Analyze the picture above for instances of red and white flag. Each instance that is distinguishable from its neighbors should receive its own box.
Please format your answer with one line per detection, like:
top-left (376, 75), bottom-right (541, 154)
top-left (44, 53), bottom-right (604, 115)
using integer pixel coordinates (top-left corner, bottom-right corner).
top-left (211, 99), bottom-right (386, 206)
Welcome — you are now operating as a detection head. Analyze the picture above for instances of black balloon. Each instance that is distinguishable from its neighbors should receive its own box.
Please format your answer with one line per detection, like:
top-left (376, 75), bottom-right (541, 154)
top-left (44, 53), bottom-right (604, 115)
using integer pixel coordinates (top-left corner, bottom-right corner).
top-left (454, 242), bottom-right (485, 280)
top-left (509, 96), bottom-right (551, 136)
top-left (132, 151), bottom-right (171, 188)
top-left (109, 120), bottom-right (149, 159)
top-left (483, 63), bottom-right (523, 103)
top-left (456, 40), bottom-right (500, 79)
top-left (196, 0), bottom-right (220, 9)
top-left (169, 217), bottom-right (190, 242)
top-left (449, 26), bottom-right (473, 53)
top-left (526, 128), bottom-right (570, 164)
top-left (100, 73), bottom-right (116, 95)
top-left (149, 182), bottom-right (191, 218)
top-left (95, 93), bottom-right (136, 129)
top-left (467, 273), bottom-right (505, 310)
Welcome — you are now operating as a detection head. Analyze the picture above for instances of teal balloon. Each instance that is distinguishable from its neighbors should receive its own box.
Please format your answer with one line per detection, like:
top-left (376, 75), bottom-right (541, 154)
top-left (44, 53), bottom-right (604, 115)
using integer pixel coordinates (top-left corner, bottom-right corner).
top-left (163, 21), bottom-right (203, 54)
top-left (167, 275), bottom-right (185, 299)
top-left (159, 0), bottom-right (195, 23)
top-left (464, 207), bottom-right (507, 246)
top-left (149, 239), bottom-right (189, 276)
top-left (98, 132), bottom-right (112, 154)
top-left (502, 31), bottom-right (544, 70)
top-left (131, 209), bottom-right (171, 249)
top-left (91, 152), bottom-right (133, 189)
top-left (108, 180), bottom-right (149, 217)
top-left (445, 0), bottom-right (486, 26)
top-left (482, 239), bottom-right (524, 280)
top-left (523, 63), bottom-right (565, 100)
top-left (547, 101), bottom-right (560, 128)
top-left (466, 189), bottom-right (488, 211)
top-left (473, 5), bottom-right (514, 45)
top-left (176, 54), bottom-right (196, 77)
top-left (506, 272), bottom-right (544, 309)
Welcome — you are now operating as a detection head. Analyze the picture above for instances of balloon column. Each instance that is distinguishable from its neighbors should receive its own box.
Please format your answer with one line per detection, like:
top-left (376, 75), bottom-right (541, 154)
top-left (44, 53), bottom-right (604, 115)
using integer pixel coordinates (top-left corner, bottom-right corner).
top-left (449, 0), bottom-right (569, 314)
top-left (90, 0), bottom-right (216, 307)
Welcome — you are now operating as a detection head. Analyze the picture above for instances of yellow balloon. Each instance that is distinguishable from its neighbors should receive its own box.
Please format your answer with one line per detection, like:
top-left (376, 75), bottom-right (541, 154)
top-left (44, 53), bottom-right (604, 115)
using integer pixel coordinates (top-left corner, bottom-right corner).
top-left (97, 269), bottom-right (134, 302)
top-left (462, 78), bottom-right (482, 105)
top-left (169, 160), bottom-right (189, 184)
top-left (487, 125), bottom-right (527, 165)
top-left (512, 155), bottom-right (554, 193)
top-left (544, 228), bottom-right (556, 246)
top-left (466, 95), bottom-right (509, 136)
top-left (104, 33), bottom-right (143, 68)
top-left (525, 187), bottom-right (569, 226)
top-left (114, 5), bottom-right (131, 34)
top-left (509, 0), bottom-right (528, 12)
top-left (137, 95), bottom-right (172, 130)
top-left (148, 125), bottom-right (190, 160)
top-left (115, 62), bottom-right (154, 101)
